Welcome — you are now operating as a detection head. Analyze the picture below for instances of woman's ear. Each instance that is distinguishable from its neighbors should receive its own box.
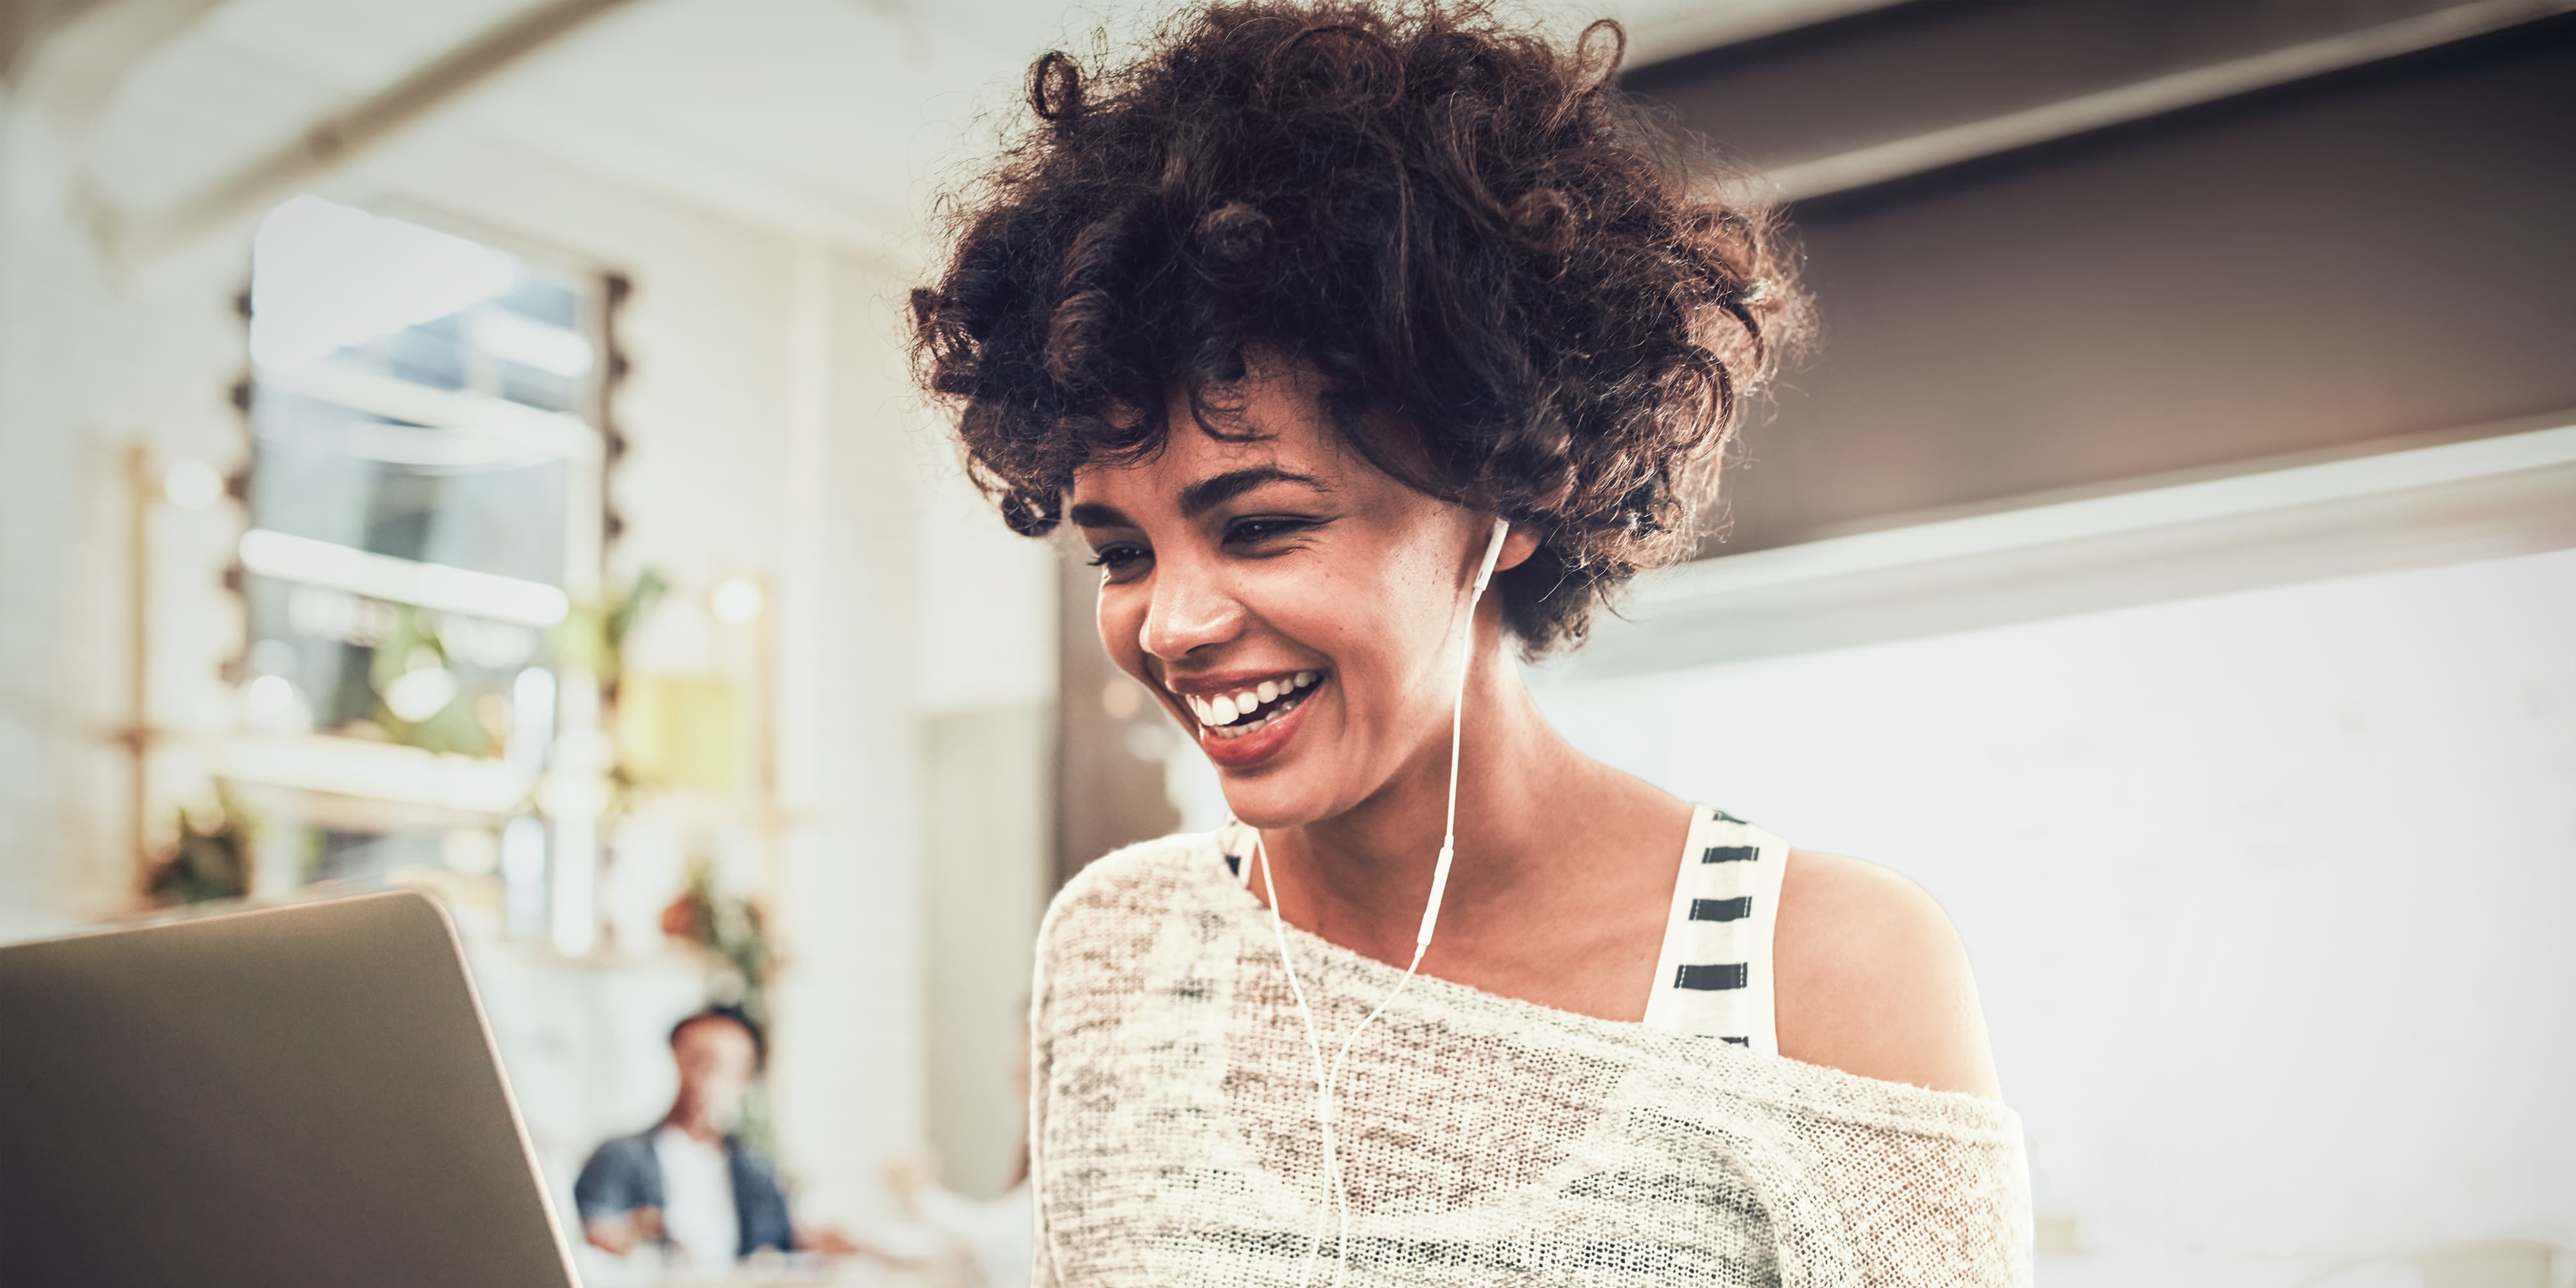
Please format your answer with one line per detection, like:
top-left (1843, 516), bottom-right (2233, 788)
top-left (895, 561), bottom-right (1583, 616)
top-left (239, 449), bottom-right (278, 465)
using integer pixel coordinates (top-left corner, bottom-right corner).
top-left (1495, 523), bottom-right (1542, 574)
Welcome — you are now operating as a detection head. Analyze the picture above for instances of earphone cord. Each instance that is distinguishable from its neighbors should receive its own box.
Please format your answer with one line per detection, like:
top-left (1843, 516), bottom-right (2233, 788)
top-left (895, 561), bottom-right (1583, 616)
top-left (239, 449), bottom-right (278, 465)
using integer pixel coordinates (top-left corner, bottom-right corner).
top-left (1258, 520), bottom-right (1502, 1288)
top-left (1255, 817), bottom-right (1440, 1286)
top-left (1255, 831), bottom-right (1346, 1288)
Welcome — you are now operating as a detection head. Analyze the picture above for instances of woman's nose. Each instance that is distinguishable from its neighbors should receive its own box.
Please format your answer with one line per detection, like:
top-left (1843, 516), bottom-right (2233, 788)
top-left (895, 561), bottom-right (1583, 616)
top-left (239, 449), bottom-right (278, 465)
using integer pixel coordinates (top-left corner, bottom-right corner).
top-left (1137, 559), bottom-right (1247, 661)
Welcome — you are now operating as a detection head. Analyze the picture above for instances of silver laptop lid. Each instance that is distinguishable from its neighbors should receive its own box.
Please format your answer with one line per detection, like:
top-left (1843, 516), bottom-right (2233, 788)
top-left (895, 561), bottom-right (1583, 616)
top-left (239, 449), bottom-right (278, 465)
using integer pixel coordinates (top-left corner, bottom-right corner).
top-left (0, 891), bottom-right (580, 1288)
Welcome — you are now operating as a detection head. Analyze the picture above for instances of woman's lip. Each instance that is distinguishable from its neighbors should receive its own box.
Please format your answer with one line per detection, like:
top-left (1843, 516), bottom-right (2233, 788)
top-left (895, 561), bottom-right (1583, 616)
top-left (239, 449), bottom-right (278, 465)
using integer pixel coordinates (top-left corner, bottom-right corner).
top-left (1194, 677), bottom-right (1320, 772)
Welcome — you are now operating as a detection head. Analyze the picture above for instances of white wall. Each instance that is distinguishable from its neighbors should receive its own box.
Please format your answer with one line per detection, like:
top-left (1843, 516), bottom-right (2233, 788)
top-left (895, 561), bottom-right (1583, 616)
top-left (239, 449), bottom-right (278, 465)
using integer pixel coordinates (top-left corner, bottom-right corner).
top-left (911, 383), bottom-right (1059, 1199)
top-left (913, 428), bottom-right (1060, 719)
top-left (0, 84), bottom-right (251, 942)
top-left (1536, 547), bottom-right (2576, 1271)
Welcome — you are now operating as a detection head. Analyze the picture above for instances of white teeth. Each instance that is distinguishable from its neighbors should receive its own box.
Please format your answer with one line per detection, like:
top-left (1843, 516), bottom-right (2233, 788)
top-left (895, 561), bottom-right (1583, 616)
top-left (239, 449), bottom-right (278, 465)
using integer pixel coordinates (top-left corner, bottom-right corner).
top-left (1209, 699), bottom-right (1283, 738)
top-left (1182, 673), bottom-right (1325, 734)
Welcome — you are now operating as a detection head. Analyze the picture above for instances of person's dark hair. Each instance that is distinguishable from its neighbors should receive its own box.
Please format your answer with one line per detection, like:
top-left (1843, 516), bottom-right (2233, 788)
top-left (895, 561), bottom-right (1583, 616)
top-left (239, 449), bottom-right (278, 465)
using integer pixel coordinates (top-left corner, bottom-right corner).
top-left (670, 1004), bottom-right (766, 1071)
top-left (910, 0), bottom-right (1810, 653)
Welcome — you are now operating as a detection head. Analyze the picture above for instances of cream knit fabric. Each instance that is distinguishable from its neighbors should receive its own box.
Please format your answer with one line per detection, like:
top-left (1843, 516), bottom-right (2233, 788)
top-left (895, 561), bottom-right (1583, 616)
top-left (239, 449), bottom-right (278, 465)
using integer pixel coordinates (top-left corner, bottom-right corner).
top-left (1028, 830), bottom-right (2034, 1287)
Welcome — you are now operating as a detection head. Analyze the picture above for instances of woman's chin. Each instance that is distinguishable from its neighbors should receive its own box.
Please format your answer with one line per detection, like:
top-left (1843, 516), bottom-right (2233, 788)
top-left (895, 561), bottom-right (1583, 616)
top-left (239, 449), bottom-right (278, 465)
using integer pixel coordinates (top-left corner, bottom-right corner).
top-left (1209, 759), bottom-right (1341, 832)
top-left (1191, 677), bottom-right (1360, 827)
top-left (1217, 788), bottom-right (1324, 832)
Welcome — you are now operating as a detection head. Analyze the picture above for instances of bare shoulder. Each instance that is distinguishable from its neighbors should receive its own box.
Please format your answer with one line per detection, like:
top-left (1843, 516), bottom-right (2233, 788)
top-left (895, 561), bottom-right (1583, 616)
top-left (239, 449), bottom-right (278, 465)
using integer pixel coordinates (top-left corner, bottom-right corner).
top-left (1772, 848), bottom-right (2003, 1100)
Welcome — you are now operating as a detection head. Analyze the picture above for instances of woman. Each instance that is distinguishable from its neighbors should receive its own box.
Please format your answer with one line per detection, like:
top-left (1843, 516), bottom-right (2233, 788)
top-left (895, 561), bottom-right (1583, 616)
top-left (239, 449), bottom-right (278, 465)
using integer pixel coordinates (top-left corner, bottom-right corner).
top-left (911, 4), bottom-right (2029, 1283)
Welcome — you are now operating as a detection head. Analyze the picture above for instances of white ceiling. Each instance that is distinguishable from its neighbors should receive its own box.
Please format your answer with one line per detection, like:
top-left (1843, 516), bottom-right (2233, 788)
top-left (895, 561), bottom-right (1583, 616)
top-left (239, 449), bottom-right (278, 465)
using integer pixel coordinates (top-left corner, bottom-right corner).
top-left (68, 0), bottom-right (1893, 255)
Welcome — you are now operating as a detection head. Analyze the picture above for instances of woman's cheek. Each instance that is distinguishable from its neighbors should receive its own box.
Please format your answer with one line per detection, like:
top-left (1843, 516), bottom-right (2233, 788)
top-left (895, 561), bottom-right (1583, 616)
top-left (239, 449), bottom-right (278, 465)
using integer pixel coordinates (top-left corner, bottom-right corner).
top-left (1096, 586), bottom-right (1148, 681)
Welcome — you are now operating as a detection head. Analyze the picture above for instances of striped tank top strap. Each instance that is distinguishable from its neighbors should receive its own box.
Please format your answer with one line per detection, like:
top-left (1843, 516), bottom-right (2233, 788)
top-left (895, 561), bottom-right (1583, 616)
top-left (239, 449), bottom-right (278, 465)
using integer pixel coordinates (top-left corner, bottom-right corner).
top-left (1640, 805), bottom-right (1791, 1053)
top-left (1215, 818), bottom-right (1258, 884)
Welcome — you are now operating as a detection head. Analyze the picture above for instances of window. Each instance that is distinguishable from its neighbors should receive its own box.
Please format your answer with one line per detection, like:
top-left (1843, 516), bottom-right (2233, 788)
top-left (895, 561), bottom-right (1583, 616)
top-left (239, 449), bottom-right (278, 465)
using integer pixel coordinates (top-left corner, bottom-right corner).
top-left (227, 195), bottom-right (614, 941)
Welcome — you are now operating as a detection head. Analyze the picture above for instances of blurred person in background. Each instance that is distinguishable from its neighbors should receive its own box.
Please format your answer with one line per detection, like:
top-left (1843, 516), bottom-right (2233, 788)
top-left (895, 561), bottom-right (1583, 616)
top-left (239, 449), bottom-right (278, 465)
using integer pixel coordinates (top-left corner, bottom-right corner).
top-left (573, 1005), bottom-right (853, 1269)
top-left (909, 1), bottom-right (2025, 1283)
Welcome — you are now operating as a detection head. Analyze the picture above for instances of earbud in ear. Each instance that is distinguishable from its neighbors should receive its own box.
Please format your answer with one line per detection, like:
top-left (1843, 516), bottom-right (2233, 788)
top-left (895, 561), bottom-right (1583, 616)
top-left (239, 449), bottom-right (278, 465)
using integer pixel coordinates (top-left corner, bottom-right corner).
top-left (1472, 518), bottom-right (1509, 597)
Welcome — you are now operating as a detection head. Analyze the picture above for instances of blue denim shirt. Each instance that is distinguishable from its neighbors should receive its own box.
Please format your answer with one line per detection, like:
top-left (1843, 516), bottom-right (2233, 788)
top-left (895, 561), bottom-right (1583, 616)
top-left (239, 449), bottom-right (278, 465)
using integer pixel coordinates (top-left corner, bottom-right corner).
top-left (571, 1130), bottom-right (796, 1259)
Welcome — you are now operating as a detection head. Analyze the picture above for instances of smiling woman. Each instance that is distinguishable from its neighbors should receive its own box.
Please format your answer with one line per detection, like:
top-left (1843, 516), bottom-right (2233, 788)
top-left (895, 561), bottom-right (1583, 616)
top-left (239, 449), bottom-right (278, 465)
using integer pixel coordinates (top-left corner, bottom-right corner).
top-left (908, 3), bottom-right (2029, 1285)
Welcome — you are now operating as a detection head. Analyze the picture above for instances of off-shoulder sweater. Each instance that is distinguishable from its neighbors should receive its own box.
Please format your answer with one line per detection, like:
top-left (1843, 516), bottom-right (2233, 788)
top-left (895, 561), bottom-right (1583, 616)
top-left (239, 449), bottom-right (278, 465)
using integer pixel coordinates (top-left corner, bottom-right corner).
top-left (1027, 829), bottom-right (2034, 1287)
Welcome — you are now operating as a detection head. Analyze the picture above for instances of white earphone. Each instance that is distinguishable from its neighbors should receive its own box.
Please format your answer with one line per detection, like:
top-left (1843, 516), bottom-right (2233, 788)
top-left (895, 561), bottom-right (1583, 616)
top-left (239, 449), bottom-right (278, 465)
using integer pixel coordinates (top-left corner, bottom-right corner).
top-left (1253, 515), bottom-right (1509, 1287)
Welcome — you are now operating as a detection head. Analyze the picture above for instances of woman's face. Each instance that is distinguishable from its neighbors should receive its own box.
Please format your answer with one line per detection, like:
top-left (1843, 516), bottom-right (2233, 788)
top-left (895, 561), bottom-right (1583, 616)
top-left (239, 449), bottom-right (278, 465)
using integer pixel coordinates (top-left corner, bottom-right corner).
top-left (1069, 360), bottom-right (1499, 828)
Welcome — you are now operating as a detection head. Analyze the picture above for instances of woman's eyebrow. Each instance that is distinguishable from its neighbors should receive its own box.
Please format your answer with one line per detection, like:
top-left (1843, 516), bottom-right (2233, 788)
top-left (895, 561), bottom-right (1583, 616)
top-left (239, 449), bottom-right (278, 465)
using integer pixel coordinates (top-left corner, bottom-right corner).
top-left (1066, 500), bottom-right (1133, 529)
top-left (1176, 466), bottom-right (1330, 518)
top-left (1067, 467), bottom-right (1330, 528)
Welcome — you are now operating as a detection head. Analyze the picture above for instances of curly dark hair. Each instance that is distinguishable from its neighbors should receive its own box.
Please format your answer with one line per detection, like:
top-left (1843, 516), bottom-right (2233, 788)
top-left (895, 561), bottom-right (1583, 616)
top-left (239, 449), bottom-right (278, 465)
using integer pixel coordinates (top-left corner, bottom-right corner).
top-left (909, 0), bottom-right (1809, 653)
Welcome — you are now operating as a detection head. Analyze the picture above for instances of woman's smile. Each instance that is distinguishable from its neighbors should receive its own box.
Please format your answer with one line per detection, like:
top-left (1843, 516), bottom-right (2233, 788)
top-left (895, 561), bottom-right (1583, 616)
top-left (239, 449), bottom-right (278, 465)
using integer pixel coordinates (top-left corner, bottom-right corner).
top-left (1162, 668), bottom-right (1331, 769)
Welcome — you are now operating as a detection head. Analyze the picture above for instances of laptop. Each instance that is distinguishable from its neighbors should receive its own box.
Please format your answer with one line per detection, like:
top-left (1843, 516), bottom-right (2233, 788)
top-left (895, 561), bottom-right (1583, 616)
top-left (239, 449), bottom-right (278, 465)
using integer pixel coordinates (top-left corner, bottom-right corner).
top-left (0, 891), bottom-right (581, 1287)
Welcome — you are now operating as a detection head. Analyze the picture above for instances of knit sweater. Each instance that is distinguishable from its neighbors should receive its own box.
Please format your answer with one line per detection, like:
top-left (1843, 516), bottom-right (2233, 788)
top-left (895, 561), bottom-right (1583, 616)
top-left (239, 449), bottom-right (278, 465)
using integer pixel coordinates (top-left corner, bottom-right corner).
top-left (1027, 829), bottom-right (2034, 1287)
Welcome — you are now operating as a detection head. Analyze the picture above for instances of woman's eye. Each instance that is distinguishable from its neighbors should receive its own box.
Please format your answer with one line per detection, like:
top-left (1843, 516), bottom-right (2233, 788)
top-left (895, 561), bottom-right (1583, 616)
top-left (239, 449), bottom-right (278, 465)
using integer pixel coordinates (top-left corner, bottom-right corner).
top-left (1225, 516), bottom-right (1314, 546)
top-left (1086, 544), bottom-right (1149, 576)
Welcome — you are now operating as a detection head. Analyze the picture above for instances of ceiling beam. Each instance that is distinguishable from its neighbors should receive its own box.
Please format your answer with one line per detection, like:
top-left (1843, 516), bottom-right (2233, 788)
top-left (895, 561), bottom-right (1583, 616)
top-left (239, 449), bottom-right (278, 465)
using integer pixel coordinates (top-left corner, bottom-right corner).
top-left (1621, 0), bottom-right (1915, 70)
top-left (111, 0), bottom-right (638, 256)
top-left (1765, 0), bottom-right (2575, 204)
top-left (1, 0), bottom-right (101, 84)
top-left (8, 0), bottom-right (225, 129)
